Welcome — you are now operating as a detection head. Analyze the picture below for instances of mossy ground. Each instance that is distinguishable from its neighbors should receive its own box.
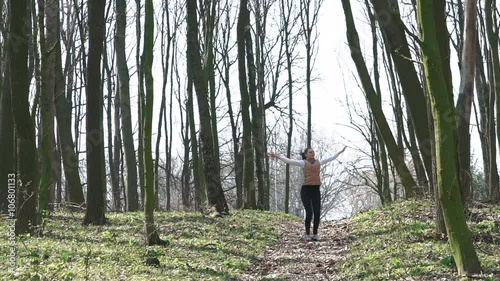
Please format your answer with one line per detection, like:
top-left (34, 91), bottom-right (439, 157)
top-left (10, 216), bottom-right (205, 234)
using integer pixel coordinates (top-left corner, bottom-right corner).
top-left (336, 200), bottom-right (500, 281)
top-left (0, 210), bottom-right (297, 280)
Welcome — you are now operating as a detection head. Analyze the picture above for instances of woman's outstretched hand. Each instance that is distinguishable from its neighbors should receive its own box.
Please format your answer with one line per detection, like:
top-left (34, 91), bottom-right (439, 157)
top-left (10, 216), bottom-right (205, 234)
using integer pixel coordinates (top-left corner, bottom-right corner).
top-left (267, 152), bottom-right (278, 158)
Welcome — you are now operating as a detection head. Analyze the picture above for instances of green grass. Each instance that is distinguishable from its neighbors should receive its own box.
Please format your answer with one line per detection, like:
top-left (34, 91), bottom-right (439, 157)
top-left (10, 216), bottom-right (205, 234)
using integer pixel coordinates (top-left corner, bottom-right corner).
top-left (335, 200), bottom-right (500, 281)
top-left (0, 210), bottom-right (298, 281)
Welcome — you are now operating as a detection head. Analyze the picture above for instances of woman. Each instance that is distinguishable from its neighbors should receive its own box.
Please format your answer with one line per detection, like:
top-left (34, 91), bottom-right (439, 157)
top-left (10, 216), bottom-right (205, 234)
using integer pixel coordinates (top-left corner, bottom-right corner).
top-left (268, 146), bottom-right (346, 241)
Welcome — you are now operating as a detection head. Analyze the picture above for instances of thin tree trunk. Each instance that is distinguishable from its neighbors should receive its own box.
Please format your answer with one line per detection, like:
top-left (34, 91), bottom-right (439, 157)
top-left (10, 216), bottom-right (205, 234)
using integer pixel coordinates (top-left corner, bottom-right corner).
top-left (485, 0), bottom-right (500, 202)
top-left (136, 0), bottom-right (145, 207)
top-left (254, 0), bottom-right (270, 210)
top-left (280, 0), bottom-right (296, 213)
top-left (475, 33), bottom-right (491, 201)
top-left (54, 136), bottom-right (62, 205)
top-left (157, 1), bottom-right (173, 211)
top-left (39, 0), bottom-right (56, 213)
top-left (142, 0), bottom-right (165, 245)
top-left (116, 0), bottom-right (138, 211)
top-left (155, 71), bottom-right (165, 210)
top-left (186, 62), bottom-right (205, 210)
top-left (166, 44), bottom-right (176, 211)
top-left (114, 88), bottom-right (122, 211)
top-left (180, 94), bottom-right (191, 209)
top-left (103, 41), bottom-right (120, 212)
top-left (455, 0), bottom-right (477, 207)
top-left (204, 1), bottom-right (222, 194)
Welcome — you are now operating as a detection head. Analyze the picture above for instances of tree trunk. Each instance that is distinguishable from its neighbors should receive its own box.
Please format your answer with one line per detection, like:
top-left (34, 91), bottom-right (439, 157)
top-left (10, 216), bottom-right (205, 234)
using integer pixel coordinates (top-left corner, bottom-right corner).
top-left (187, 0), bottom-right (229, 214)
top-left (417, 0), bottom-right (481, 274)
top-left (39, 0), bottom-right (56, 213)
top-left (10, 0), bottom-right (39, 234)
top-left (142, 0), bottom-right (165, 245)
top-left (237, 0), bottom-right (256, 209)
top-left (115, 0), bottom-right (138, 211)
top-left (157, 5), bottom-right (173, 211)
top-left (114, 88), bottom-right (122, 211)
top-left (181, 106), bottom-right (191, 209)
top-left (103, 41), bottom-right (120, 212)
top-left (475, 33), bottom-right (491, 201)
top-left (136, 0), bottom-right (145, 207)
top-left (165, 52), bottom-right (175, 212)
top-left (83, 0), bottom-right (106, 226)
top-left (342, 0), bottom-right (417, 198)
top-left (204, 1), bottom-right (222, 198)
top-left (187, 71), bottom-right (206, 210)
top-left (254, 0), bottom-right (271, 210)
top-left (455, 0), bottom-right (477, 206)
top-left (155, 74), bottom-right (165, 210)
top-left (485, 0), bottom-right (500, 202)
top-left (280, 0), bottom-right (297, 214)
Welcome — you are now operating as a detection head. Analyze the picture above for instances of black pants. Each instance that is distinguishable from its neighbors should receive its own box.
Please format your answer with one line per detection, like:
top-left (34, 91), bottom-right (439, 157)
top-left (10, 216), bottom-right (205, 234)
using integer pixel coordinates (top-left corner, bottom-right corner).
top-left (300, 185), bottom-right (321, 235)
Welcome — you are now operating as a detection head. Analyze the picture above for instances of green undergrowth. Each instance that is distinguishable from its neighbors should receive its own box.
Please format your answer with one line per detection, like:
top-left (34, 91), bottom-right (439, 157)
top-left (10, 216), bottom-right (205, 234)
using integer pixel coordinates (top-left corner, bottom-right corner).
top-left (0, 209), bottom-right (298, 281)
top-left (336, 199), bottom-right (500, 281)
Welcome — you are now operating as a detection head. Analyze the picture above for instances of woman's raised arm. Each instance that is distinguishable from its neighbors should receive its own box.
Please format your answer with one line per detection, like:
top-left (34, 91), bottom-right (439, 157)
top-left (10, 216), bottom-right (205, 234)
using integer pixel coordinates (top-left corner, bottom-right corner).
top-left (267, 152), bottom-right (305, 167)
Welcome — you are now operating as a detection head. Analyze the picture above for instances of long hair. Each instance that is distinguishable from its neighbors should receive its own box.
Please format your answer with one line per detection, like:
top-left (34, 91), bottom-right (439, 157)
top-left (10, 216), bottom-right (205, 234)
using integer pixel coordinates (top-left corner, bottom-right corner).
top-left (301, 147), bottom-right (312, 160)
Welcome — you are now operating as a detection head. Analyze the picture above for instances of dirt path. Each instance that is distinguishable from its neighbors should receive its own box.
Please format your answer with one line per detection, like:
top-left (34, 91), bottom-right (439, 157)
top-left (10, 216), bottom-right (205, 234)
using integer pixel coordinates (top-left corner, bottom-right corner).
top-left (241, 219), bottom-right (353, 281)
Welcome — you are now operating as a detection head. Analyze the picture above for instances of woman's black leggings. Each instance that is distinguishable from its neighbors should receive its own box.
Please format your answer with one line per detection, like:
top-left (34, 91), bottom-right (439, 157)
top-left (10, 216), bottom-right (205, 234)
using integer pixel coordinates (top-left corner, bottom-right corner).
top-left (300, 185), bottom-right (321, 235)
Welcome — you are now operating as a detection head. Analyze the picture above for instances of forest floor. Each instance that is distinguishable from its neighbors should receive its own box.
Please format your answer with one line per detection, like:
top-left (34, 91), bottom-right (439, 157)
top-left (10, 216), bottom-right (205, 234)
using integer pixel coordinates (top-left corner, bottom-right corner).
top-left (0, 200), bottom-right (499, 280)
top-left (241, 218), bottom-right (352, 281)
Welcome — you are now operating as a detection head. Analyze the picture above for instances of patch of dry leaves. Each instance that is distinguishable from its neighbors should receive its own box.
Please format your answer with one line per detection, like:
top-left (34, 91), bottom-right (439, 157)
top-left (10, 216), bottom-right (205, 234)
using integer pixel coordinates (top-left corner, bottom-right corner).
top-left (241, 219), bottom-right (353, 281)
